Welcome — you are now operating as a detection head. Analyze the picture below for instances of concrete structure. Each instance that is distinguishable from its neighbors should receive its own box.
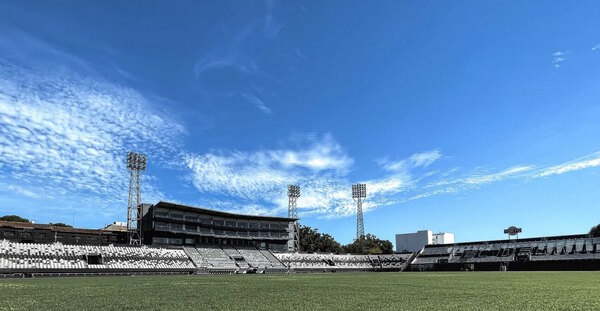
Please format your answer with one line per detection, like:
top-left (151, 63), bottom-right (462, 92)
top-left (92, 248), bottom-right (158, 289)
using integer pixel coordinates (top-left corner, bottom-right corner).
top-left (141, 201), bottom-right (296, 252)
top-left (396, 230), bottom-right (454, 253)
top-left (432, 232), bottom-right (454, 245)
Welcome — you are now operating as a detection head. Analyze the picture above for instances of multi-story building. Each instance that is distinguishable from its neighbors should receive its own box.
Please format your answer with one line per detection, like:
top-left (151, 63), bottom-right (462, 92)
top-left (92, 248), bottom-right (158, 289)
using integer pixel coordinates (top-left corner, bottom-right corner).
top-left (395, 230), bottom-right (455, 253)
top-left (141, 201), bottom-right (296, 252)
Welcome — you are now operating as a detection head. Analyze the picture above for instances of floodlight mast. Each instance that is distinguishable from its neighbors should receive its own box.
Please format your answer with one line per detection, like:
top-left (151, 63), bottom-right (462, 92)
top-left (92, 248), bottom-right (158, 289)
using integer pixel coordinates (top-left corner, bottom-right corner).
top-left (126, 152), bottom-right (146, 245)
top-left (288, 185), bottom-right (301, 252)
top-left (352, 183), bottom-right (367, 240)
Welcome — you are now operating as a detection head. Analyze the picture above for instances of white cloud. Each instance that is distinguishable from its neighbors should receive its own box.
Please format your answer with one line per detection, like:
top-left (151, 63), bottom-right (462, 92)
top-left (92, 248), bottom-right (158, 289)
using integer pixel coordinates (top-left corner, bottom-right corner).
top-left (185, 140), bottom-right (423, 218)
top-left (592, 44), bottom-right (600, 52)
top-left (242, 93), bottom-right (271, 114)
top-left (534, 152), bottom-right (600, 178)
top-left (0, 60), bottom-right (184, 213)
top-left (184, 134), bottom-right (352, 202)
top-left (419, 165), bottom-right (534, 198)
top-left (552, 51), bottom-right (569, 68)
top-left (379, 149), bottom-right (441, 172)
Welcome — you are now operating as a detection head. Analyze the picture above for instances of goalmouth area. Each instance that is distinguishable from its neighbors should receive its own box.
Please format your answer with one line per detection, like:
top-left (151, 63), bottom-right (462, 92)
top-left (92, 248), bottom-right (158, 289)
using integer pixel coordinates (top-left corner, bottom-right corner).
top-left (1, 272), bottom-right (599, 310)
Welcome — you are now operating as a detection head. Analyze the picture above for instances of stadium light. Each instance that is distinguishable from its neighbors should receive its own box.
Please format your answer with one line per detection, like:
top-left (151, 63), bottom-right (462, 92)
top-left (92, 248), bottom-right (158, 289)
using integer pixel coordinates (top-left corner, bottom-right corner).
top-left (352, 183), bottom-right (367, 240)
top-left (288, 185), bottom-right (300, 198)
top-left (288, 185), bottom-right (301, 252)
top-left (127, 151), bottom-right (147, 245)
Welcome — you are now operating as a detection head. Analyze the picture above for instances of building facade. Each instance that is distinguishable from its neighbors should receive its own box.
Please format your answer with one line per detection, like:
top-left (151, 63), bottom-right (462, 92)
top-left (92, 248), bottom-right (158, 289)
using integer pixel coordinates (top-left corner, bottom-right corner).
top-left (141, 201), bottom-right (296, 252)
top-left (396, 230), bottom-right (455, 253)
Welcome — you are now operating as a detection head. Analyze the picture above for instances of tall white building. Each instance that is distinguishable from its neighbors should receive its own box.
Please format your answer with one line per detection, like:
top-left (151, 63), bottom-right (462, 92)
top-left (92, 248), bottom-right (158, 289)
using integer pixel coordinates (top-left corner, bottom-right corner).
top-left (395, 230), bottom-right (454, 253)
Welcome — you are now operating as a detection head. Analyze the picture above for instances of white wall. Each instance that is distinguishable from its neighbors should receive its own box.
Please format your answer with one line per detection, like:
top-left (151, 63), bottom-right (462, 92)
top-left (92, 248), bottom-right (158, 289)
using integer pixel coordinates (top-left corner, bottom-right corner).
top-left (432, 232), bottom-right (454, 245)
top-left (395, 230), bottom-right (432, 252)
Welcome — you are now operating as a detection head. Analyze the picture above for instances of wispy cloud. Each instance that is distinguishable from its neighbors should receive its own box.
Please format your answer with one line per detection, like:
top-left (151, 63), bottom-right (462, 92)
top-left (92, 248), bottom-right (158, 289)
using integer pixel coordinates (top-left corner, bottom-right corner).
top-left (0, 59), bottom-right (183, 217)
top-left (184, 134), bottom-right (352, 200)
top-left (242, 93), bottom-right (271, 113)
top-left (534, 152), bottom-right (600, 178)
top-left (592, 44), bottom-right (600, 52)
top-left (552, 51), bottom-right (569, 68)
top-left (378, 149), bottom-right (441, 172)
top-left (425, 165), bottom-right (533, 192)
top-left (184, 141), bottom-right (429, 218)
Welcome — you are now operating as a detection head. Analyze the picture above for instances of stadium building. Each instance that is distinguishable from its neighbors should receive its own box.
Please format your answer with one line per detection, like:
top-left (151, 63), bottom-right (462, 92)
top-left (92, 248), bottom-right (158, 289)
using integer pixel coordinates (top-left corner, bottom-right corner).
top-left (1, 200), bottom-right (599, 277)
top-left (396, 230), bottom-right (455, 253)
top-left (141, 201), bottom-right (295, 252)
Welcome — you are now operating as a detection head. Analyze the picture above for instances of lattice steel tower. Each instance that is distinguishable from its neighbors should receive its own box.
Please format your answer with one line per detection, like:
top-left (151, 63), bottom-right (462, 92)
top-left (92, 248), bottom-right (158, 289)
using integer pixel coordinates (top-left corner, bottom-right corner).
top-left (352, 183), bottom-right (367, 240)
top-left (127, 152), bottom-right (146, 245)
top-left (288, 185), bottom-right (301, 251)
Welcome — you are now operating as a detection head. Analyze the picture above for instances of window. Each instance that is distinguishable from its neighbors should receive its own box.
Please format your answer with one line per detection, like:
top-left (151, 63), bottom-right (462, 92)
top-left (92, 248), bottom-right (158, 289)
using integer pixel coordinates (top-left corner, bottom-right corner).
top-left (225, 221), bottom-right (236, 227)
top-left (154, 221), bottom-right (170, 231)
top-left (249, 222), bottom-right (259, 229)
top-left (4, 230), bottom-right (15, 237)
top-left (199, 227), bottom-right (212, 234)
top-left (213, 219), bottom-right (224, 226)
top-left (260, 223), bottom-right (269, 229)
top-left (170, 213), bottom-right (183, 220)
top-left (199, 218), bottom-right (211, 225)
top-left (168, 238), bottom-right (182, 245)
top-left (153, 237), bottom-right (169, 244)
top-left (185, 215), bottom-right (199, 222)
top-left (170, 223), bottom-right (184, 231)
top-left (238, 222), bottom-right (248, 228)
top-left (226, 230), bottom-right (237, 236)
top-left (154, 210), bottom-right (169, 219)
top-left (186, 225), bottom-right (198, 232)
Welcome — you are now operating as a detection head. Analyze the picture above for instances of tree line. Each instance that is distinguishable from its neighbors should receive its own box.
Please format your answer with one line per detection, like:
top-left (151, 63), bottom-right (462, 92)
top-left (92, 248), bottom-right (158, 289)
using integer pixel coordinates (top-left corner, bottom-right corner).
top-left (0, 215), bottom-right (72, 227)
top-left (299, 225), bottom-right (393, 254)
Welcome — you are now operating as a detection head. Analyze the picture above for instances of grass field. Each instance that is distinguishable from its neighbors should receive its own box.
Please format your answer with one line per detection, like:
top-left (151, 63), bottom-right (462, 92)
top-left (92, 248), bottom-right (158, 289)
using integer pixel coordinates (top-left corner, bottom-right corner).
top-left (1, 272), bottom-right (600, 310)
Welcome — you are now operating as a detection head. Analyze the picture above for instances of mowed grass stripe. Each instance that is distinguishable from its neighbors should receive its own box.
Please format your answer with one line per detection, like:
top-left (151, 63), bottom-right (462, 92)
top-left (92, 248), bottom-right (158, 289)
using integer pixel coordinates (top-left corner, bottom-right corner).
top-left (1, 272), bottom-right (599, 311)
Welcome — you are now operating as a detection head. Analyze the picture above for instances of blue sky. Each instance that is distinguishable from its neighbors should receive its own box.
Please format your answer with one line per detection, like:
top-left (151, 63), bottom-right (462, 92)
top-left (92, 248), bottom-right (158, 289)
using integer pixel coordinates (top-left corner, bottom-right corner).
top-left (1, 1), bottom-right (600, 245)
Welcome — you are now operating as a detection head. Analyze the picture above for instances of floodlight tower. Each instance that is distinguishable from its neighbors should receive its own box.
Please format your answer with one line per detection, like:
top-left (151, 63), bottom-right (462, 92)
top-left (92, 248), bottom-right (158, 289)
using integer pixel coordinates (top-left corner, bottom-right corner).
top-left (288, 185), bottom-right (301, 252)
top-left (352, 183), bottom-right (367, 240)
top-left (127, 152), bottom-right (147, 245)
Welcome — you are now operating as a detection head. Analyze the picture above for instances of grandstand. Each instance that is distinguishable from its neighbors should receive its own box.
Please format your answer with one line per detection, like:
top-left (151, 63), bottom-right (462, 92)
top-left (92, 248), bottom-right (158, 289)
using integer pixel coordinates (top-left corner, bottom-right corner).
top-left (0, 239), bottom-right (195, 277)
top-left (2, 199), bottom-right (600, 277)
top-left (273, 252), bottom-right (412, 272)
top-left (408, 234), bottom-right (600, 271)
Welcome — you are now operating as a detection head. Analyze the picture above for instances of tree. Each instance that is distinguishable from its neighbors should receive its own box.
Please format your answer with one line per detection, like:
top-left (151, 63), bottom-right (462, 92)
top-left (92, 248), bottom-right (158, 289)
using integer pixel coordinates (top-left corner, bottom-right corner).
top-left (342, 234), bottom-right (394, 254)
top-left (590, 224), bottom-right (600, 237)
top-left (299, 225), bottom-right (344, 253)
top-left (50, 223), bottom-right (73, 228)
top-left (0, 215), bottom-right (30, 223)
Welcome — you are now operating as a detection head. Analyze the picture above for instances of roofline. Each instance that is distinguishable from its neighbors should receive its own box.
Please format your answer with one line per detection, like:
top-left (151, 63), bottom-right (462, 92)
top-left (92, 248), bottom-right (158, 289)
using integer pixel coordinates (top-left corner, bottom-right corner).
top-left (153, 201), bottom-right (298, 222)
top-left (424, 233), bottom-right (591, 248)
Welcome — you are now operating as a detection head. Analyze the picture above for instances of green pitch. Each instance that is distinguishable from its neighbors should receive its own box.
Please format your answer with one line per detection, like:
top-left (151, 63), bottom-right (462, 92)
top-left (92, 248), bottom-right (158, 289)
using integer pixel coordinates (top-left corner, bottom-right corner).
top-left (1, 272), bottom-right (599, 310)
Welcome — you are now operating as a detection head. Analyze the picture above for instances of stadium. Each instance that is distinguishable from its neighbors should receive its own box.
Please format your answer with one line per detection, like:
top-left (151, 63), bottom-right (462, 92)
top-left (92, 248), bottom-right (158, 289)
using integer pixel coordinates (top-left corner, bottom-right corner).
top-left (2, 186), bottom-right (600, 309)
top-left (1, 155), bottom-right (600, 309)
top-left (3, 2), bottom-right (600, 310)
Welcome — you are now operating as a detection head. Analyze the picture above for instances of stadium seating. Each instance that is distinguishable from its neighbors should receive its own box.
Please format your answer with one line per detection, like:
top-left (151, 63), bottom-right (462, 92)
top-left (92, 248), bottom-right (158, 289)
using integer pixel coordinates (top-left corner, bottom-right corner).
top-left (409, 236), bottom-right (600, 270)
top-left (0, 240), bottom-right (195, 273)
top-left (195, 246), bottom-right (238, 273)
top-left (272, 252), bottom-right (412, 271)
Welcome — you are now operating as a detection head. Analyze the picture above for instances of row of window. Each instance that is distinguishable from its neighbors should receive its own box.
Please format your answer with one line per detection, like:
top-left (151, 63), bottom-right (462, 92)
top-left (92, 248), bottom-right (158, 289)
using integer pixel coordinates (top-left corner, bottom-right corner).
top-left (152, 236), bottom-right (288, 250)
top-left (153, 210), bottom-right (289, 230)
top-left (153, 221), bottom-right (290, 238)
